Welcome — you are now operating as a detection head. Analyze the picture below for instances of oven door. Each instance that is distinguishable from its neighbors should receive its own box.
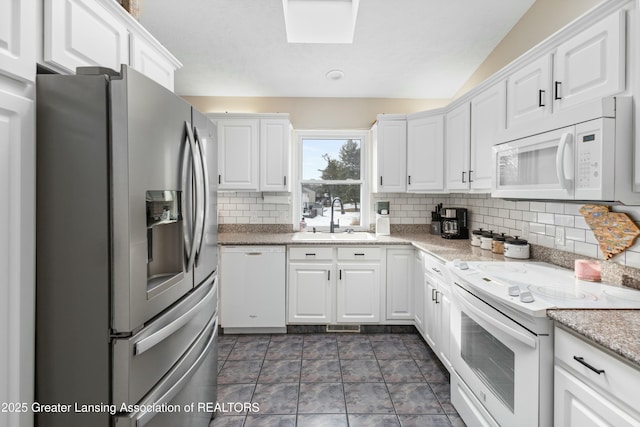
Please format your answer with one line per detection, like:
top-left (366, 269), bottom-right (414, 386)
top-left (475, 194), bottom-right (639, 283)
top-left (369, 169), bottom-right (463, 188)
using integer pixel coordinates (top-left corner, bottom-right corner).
top-left (450, 284), bottom-right (541, 427)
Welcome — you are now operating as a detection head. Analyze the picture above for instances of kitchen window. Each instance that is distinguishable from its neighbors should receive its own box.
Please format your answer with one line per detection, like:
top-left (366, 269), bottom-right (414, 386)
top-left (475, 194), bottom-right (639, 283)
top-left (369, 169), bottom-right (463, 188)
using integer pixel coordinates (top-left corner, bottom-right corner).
top-left (294, 130), bottom-right (370, 230)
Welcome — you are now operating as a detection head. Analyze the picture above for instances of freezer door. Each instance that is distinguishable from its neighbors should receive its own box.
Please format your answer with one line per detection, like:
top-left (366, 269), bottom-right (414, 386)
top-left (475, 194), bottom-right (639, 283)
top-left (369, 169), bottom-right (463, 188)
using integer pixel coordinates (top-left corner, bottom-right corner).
top-left (112, 274), bottom-right (217, 406)
top-left (111, 66), bottom-right (196, 332)
top-left (114, 316), bottom-right (218, 427)
top-left (192, 109), bottom-right (218, 285)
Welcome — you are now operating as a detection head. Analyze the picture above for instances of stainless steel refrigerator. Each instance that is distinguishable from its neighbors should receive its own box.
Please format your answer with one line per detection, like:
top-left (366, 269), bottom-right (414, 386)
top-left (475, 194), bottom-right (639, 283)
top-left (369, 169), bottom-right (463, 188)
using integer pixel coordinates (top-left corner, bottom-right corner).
top-left (36, 65), bottom-right (218, 427)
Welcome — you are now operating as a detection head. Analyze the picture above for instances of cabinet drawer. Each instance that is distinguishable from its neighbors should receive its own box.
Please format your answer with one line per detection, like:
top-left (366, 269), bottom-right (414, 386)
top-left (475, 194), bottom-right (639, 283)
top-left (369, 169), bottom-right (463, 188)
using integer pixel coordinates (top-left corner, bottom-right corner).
top-left (289, 247), bottom-right (334, 261)
top-left (337, 247), bottom-right (381, 261)
top-left (555, 327), bottom-right (640, 410)
top-left (424, 254), bottom-right (448, 281)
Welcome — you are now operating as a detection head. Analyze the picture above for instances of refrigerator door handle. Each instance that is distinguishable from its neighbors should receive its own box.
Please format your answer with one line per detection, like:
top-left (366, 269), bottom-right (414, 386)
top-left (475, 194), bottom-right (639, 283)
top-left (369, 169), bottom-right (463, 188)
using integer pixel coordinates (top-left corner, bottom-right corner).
top-left (135, 317), bottom-right (217, 427)
top-left (184, 121), bottom-right (203, 273)
top-left (133, 276), bottom-right (217, 356)
top-left (193, 126), bottom-right (209, 263)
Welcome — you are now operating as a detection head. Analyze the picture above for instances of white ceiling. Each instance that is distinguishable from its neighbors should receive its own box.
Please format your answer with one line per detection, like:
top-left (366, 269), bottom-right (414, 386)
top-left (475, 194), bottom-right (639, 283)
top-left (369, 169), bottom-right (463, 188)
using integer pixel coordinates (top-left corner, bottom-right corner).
top-left (139, 0), bottom-right (535, 99)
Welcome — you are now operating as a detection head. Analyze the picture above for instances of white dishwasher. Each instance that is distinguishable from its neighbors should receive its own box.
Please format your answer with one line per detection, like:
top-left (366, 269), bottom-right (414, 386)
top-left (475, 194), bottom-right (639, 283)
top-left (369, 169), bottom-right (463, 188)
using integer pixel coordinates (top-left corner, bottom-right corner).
top-left (220, 246), bottom-right (286, 333)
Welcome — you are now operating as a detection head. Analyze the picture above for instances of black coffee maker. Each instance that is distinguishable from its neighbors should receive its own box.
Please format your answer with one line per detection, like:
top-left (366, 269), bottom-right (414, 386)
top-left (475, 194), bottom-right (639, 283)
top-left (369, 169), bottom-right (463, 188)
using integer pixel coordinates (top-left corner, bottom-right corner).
top-left (440, 208), bottom-right (469, 239)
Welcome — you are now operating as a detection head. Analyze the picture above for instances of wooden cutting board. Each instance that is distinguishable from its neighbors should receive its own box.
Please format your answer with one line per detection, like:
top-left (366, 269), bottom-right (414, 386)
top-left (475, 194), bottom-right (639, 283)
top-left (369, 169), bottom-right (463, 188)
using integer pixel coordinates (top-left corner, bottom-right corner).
top-left (579, 204), bottom-right (640, 260)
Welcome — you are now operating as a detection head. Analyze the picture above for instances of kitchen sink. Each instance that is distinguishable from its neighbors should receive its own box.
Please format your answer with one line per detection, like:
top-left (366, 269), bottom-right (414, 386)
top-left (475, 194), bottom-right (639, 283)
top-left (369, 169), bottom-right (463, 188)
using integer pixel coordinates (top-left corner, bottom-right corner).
top-left (292, 232), bottom-right (377, 242)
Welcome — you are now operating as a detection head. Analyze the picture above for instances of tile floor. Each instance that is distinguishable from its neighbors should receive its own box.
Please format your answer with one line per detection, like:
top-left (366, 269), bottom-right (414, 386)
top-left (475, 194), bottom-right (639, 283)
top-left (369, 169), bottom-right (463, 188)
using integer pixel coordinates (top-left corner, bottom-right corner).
top-left (210, 332), bottom-right (466, 427)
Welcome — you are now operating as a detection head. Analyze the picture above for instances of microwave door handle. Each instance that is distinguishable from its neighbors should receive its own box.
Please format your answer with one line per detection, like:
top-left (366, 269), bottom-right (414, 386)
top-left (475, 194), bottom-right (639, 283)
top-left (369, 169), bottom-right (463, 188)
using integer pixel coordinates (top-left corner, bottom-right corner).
top-left (184, 121), bottom-right (201, 273)
top-left (193, 126), bottom-right (208, 262)
top-left (556, 132), bottom-right (573, 190)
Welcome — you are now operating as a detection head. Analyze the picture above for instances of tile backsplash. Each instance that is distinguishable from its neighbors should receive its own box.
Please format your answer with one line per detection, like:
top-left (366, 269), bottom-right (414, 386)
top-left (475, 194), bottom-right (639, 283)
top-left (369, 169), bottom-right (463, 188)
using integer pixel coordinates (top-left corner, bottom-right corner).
top-left (218, 191), bottom-right (640, 269)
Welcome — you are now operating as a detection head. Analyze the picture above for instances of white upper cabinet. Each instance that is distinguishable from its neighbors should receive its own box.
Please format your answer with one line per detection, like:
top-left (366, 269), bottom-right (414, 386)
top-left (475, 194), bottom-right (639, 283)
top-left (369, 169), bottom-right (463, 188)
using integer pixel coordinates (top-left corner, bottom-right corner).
top-left (43, 0), bottom-right (181, 90)
top-left (407, 115), bottom-right (445, 192)
top-left (0, 0), bottom-right (36, 82)
top-left (470, 81), bottom-right (506, 190)
top-left (372, 118), bottom-right (407, 193)
top-left (44, 0), bottom-right (129, 74)
top-left (507, 55), bottom-right (552, 129)
top-left (445, 103), bottom-right (471, 191)
top-left (217, 119), bottom-right (260, 191)
top-left (214, 114), bottom-right (291, 192)
top-left (553, 11), bottom-right (625, 112)
top-left (260, 119), bottom-right (291, 192)
top-left (129, 32), bottom-right (179, 91)
top-left (507, 10), bottom-right (625, 129)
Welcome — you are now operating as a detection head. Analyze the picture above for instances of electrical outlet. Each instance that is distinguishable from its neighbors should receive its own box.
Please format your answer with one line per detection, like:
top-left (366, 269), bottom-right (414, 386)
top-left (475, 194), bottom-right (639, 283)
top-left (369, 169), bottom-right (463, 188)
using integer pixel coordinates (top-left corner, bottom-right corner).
top-left (521, 222), bottom-right (529, 239)
top-left (555, 227), bottom-right (565, 246)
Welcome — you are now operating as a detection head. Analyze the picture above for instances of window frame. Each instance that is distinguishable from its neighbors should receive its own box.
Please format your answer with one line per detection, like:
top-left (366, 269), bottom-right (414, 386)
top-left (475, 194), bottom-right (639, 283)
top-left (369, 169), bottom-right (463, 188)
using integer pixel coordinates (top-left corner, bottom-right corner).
top-left (292, 129), bottom-right (370, 232)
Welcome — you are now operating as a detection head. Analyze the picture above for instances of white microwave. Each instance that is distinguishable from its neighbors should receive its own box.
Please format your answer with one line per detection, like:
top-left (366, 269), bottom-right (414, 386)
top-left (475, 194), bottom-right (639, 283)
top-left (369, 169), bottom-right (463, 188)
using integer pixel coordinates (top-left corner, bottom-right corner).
top-left (491, 96), bottom-right (639, 204)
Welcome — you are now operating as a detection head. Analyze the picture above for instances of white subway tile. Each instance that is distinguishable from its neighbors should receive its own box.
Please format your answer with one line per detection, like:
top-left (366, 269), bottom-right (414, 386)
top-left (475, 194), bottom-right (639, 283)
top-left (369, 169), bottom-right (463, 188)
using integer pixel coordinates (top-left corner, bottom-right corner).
top-left (537, 235), bottom-right (555, 248)
top-left (565, 228), bottom-right (585, 242)
top-left (499, 209), bottom-right (510, 218)
top-left (504, 219), bottom-right (516, 229)
top-left (503, 200), bottom-right (516, 209)
top-left (574, 216), bottom-right (589, 230)
top-left (530, 223), bottom-right (546, 235)
top-left (522, 211), bottom-right (537, 222)
top-left (564, 204), bottom-right (582, 215)
top-left (516, 201), bottom-right (530, 211)
top-left (624, 251), bottom-right (640, 268)
top-left (574, 241), bottom-right (598, 258)
top-left (530, 202), bottom-right (546, 212)
top-left (554, 214), bottom-right (574, 227)
top-left (510, 210), bottom-right (523, 220)
top-left (545, 202), bottom-right (564, 214)
top-left (545, 225), bottom-right (556, 236)
top-left (537, 213), bottom-right (555, 224)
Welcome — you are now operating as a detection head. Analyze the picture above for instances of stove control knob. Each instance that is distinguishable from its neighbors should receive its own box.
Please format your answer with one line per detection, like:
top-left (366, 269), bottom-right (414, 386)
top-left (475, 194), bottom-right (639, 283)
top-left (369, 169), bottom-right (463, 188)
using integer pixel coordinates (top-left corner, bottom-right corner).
top-left (508, 285), bottom-right (520, 297)
top-left (458, 261), bottom-right (469, 270)
top-left (519, 291), bottom-right (535, 303)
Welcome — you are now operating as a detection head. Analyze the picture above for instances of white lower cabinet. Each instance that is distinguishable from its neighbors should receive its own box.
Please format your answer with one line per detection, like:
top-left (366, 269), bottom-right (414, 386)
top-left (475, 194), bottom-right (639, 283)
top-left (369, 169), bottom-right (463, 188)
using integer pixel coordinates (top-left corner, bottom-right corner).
top-left (288, 262), bottom-right (333, 323)
top-left (554, 326), bottom-right (640, 427)
top-left (423, 254), bottom-right (452, 370)
top-left (413, 251), bottom-right (426, 334)
top-left (288, 246), bottom-right (381, 324)
top-left (386, 248), bottom-right (415, 321)
top-left (336, 263), bottom-right (380, 323)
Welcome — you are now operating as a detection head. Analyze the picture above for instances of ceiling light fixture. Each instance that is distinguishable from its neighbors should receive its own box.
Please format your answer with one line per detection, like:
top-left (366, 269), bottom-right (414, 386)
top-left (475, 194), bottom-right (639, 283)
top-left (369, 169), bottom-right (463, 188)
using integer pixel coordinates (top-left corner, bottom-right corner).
top-left (282, 0), bottom-right (360, 44)
top-left (326, 69), bottom-right (345, 81)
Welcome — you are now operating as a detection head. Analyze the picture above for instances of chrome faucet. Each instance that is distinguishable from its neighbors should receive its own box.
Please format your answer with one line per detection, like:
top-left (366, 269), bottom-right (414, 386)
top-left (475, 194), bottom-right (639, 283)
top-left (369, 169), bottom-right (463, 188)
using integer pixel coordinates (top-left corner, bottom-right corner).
top-left (329, 197), bottom-right (345, 233)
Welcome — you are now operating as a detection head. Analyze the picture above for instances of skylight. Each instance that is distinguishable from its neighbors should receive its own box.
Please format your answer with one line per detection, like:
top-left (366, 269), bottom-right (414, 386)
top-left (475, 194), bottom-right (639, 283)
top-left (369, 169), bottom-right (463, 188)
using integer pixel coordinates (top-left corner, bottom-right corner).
top-left (282, 0), bottom-right (360, 44)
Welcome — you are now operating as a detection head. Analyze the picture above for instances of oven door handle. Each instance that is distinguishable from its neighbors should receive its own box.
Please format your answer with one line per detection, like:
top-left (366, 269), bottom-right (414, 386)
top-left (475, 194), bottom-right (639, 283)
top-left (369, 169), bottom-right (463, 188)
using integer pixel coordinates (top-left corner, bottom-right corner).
top-left (453, 284), bottom-right (537, 349)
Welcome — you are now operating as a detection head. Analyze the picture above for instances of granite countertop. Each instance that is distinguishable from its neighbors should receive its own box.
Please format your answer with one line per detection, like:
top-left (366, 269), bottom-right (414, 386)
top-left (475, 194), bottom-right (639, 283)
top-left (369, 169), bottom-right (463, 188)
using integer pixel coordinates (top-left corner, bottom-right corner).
top-left (548, 309), bottom-right (640, 367)
top-left (218, 231), bottom-right (640, 368)
top-left (218, 232), bottom-right (507, 263)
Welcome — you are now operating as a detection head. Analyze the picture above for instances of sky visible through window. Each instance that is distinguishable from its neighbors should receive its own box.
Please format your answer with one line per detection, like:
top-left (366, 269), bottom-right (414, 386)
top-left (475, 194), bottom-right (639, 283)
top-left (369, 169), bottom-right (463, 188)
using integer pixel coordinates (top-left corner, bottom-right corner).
top-left (302, 139), bottom-right (346, 180)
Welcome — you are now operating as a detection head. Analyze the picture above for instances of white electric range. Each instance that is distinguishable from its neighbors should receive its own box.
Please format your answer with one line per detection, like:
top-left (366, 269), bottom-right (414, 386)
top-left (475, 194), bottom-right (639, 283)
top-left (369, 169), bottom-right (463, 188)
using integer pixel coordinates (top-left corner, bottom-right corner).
top-left (446, 260), bottom-right (640, 427)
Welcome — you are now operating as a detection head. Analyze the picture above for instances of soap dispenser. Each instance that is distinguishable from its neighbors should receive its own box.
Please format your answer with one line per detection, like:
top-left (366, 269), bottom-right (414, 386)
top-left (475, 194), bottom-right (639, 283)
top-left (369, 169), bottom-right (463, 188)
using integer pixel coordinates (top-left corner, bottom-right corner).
top-left (299, 217), bottom-right (307, 232)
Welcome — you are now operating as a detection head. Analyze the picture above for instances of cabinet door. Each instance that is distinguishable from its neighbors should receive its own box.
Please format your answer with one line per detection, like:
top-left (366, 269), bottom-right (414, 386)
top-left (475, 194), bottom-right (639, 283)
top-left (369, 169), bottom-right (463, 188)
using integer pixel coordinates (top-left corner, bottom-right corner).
top-left (554, 11), bottom-right (625, 113)
top-left (217, 119), bottom-right (259, 190)
top-left (413, 252), bottom-right (425, 334)
top-left (0, 86), bottom-right (35, 427)
top-left (554, 365), bottom-right (639, 427)
top-left (44, 0), bottom-right (129, 74)
top-left (288, 263), bottom-right (333, 323)
top-left (506, 55), bottom-right (552, 128)
top-left (437, 284), bottom-right (452, 371)
top-left (445, 103), bottom-right (470, 191)
top-left (470, 82), bottom-right (506, 191)
top-left (407, 115), bottom-right (444, 192)
top-left (130, 34), bottom-right (176, 91)
top-left (260, 119), bottom-right (290, 192)
top-left (423, 274), bottom-right (438, 350)
top-left (0, 0), bottom-right (36, 82)
top-left (386, 249), bottom-right (414, 320)
top-left (336, 263), bottom-right (380, 323)
top-left (373, 120), bottom-right (407, 192)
